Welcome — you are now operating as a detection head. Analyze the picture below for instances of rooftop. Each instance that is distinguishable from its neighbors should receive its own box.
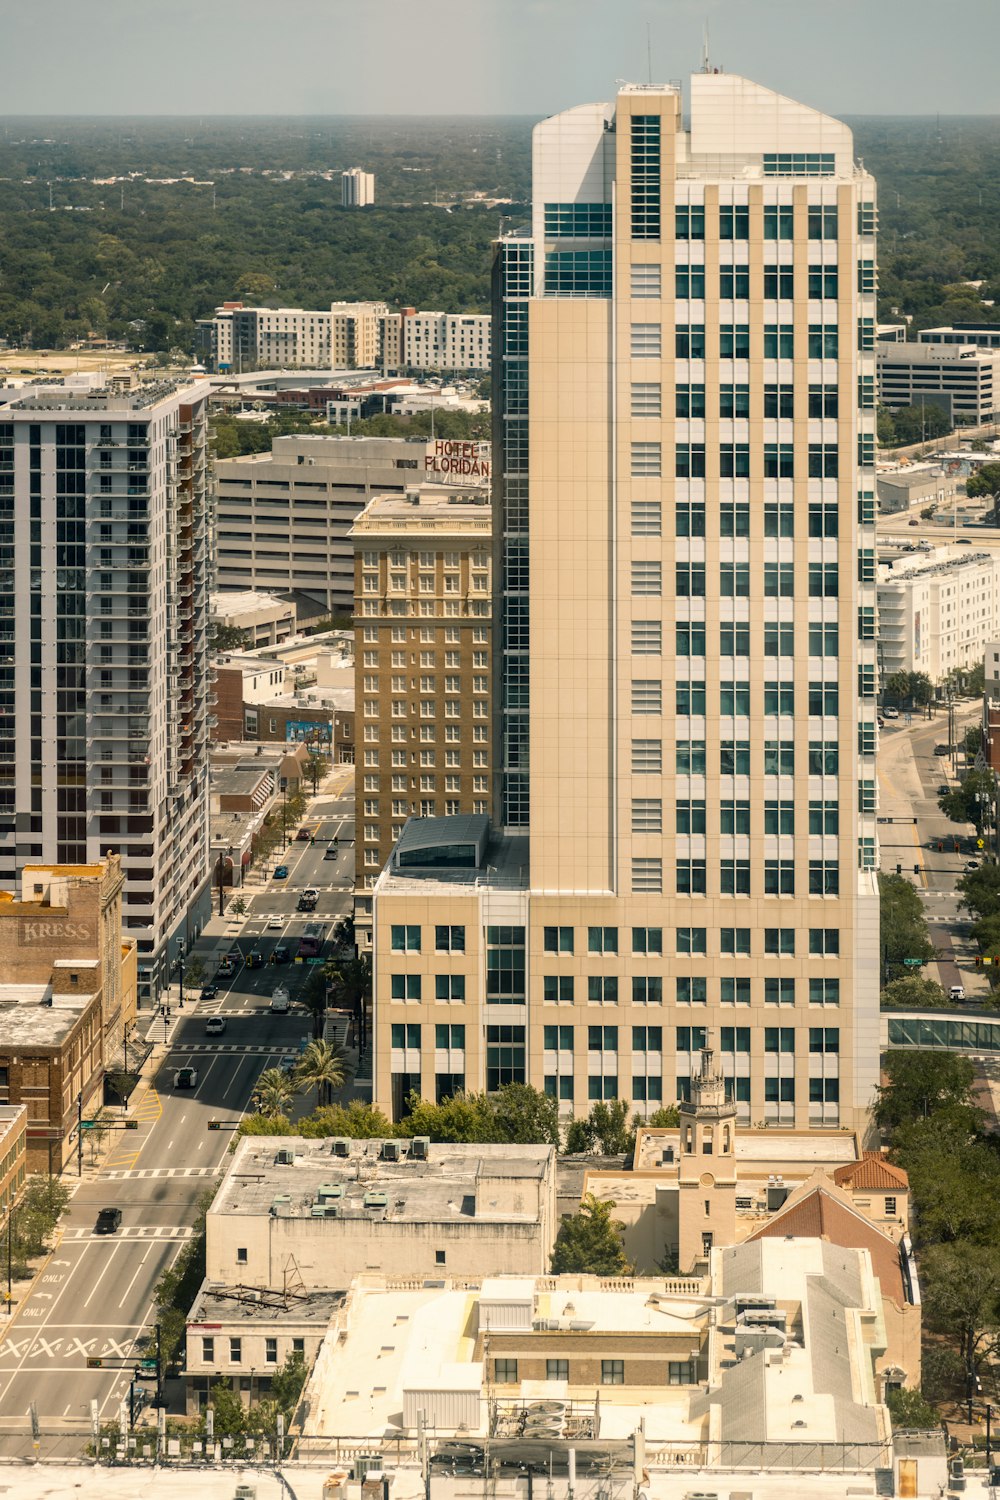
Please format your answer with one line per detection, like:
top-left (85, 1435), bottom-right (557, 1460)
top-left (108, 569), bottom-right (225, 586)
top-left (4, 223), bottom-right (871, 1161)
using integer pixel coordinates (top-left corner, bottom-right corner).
top-left (633, 1126), bottom-right (860, 1172)
top-left (209, 589), bottom-right (295, 619)
top-left (188, 1281), bottom-right (344, 1329)
top-left (377, 824), bottom-right (528, 897)
top-left (1, 377), bottom-right (207, 413)
top-left (0, 983), bottom-right (99, 1049)
top-left (878, 546), bottom-right (996, 583)
top-left (351, 483), bottom-right (491, 532)
top-left (212, 1136), bottom-right (553, 1223)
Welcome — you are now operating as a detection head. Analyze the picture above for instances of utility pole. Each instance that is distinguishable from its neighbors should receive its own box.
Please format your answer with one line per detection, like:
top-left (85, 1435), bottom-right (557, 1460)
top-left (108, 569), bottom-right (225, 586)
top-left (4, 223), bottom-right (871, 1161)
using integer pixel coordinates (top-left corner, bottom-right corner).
top-left (155, 1322), bottom-right (163, 1410)
top-left (77, 1091), bottom-right (83, 1178)
top-left (177, 937), bottom-right (185, 1011)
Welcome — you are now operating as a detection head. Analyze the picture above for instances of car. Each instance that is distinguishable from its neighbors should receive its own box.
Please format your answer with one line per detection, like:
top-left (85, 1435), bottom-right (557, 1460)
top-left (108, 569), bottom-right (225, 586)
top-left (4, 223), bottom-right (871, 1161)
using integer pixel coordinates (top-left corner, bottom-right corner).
top-left (934, 744), bottom-right (950, 756)
top-left (297, 896), bottom-right (317, 912)
top-left (965, 860), bottom-right (980, 872)
top-left (200, 983), bottom-right (218, 1000)
top-left (883, 706), bottom-right (899, 719)
top-left (908, 518), bottom-right (919, 526)
top-left (172, 1067), bottom-right (198, 1089)
top-left (938, 784), bottom-right (950, 797)
top-left (273, 945), bottom-right (290, 963)
top-left (303, 888), bottom-right (319, 900)
top-left (950, 985), bottom-right (966, 1001)
top-left (323, 844), bottom-right (339, 859)
top-left (247, 950), bottom-right (263, 969)
top-left (204, 1016), bottom-right (226, 1035)
top-left (217, 960), bottom-right (234, 978)
top-left (267, 915), bottom-right (284, 930)
top-left (273, 865), bottom-right (289, 880)
top-left (957, 538), bottom-right (972, 544)
top-left (95, 1207), bottom-right (122, 1235)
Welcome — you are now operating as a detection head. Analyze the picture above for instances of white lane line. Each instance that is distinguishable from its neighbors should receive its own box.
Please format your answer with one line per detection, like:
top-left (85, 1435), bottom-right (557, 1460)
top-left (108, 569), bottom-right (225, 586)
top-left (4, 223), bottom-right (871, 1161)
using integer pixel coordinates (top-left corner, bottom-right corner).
top-left (118, 1245), bottom-right (153, 1310)
top-left (82, 1241), bottom-right (123, 1310)
top-left (167, 1140), bottom-right (174, 1151)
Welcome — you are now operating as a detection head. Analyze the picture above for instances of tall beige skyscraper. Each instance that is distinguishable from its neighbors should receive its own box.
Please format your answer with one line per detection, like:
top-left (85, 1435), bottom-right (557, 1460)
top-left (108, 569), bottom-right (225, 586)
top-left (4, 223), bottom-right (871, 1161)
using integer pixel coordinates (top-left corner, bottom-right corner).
top-left (371, 73), bottom-right (880, 1131)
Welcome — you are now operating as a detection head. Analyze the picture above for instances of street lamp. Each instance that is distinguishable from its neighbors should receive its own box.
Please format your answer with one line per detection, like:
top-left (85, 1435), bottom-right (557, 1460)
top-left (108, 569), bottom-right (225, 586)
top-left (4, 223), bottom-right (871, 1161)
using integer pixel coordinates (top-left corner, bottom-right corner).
top-left (177, 936), bottom-right (186, 1011)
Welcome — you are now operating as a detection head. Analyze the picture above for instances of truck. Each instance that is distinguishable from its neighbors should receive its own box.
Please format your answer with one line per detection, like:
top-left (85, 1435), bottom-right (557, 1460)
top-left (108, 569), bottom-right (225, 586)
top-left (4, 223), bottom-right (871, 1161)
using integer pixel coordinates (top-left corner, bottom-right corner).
top-left (270, 984), bottom-right (290, 1014)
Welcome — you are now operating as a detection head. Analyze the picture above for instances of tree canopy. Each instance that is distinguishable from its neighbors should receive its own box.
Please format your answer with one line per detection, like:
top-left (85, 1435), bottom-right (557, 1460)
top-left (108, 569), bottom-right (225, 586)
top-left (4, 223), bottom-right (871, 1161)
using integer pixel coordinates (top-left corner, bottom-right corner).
top-left (550, 1194), bottom-right (633, 1276)
top-left (874, 1049), bottom-right (981, 1133)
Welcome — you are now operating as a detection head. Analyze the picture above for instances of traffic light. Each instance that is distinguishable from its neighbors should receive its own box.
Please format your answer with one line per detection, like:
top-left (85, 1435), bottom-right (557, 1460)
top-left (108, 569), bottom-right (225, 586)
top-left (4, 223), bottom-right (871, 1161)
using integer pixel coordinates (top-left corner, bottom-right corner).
top-left (976, 956), bottom-right (983, 969)
top-left (87, 1357), bottom-right (103, 1369)
top-left (993, 956), bottom-right (1000, 968)
top-left (896, 864), bottom-right (902, 876)
top-left (124, 1120), bottom-right (138, 1131)
top-left (914, 865), bottom-right (920, 875)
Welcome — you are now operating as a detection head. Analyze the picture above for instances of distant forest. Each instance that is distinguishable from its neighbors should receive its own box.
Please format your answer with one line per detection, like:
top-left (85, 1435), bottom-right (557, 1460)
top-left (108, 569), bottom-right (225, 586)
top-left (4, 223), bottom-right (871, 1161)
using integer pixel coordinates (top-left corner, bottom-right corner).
top-left (0, 112), bottom-right (996, 351)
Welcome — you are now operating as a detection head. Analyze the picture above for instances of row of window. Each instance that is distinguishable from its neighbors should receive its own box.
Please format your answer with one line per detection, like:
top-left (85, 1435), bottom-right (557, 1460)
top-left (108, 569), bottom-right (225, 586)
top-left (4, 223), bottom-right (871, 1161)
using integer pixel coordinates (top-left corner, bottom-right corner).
top-left (494, 1355), bottom-right (695, 1386)
top-left (389, 973), bottom-right (842, 1006)
top-left (396, 1022), bottom-right (840, 1055)
top-left (671, 730), bottom-right (878, 775)
top-left (644, 682), bottom-right (844, 718)
top-left (200, 1334), bottom-right (302, 1366)
top-left (666, 265), bottom-right (869, 299)
top-left (661, 561), bottom-right (841, 597)
top-left (670, 381), bottom-right (874, 418)
top-left (646, 794), bottom-right (839, 833)
top-left (638, 439), bottom-right (871, 480)
top-left (635, 322), bottom-right (876, 359)
top-left (649, 619), bottom-right (874, 659)
top-left (544, 925), bottom-right (839, 956)
top-left (674, 203), bottom-right (851, 240)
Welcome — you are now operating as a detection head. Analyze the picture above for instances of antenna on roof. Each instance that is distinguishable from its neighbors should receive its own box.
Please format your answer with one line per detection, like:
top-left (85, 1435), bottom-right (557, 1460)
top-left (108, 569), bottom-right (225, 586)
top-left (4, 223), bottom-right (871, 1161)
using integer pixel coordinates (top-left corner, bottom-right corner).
top-left (701, 20), bottom-right (711, 73)
top-left (647, 22), bottom-right (653, 86)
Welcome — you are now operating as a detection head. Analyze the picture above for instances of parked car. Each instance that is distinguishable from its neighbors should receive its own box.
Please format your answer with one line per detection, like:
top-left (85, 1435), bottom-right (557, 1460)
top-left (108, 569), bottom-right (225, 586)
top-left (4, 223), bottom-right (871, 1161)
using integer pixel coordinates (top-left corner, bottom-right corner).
top-left (172, 1067), bottom-right (198, 1089)
top-left (204, 1016), bottom-right (226, 1036)
top-left (95, 1207), bottom-right (122, 1235)
top-left (938, 784), bottom-right (950, 797)
top-left (273, 865), bottom-right (289, 880)
top-left (934, 744), bottom-right (950, 756)
top-left (883, 706), bottom-right (899, 719)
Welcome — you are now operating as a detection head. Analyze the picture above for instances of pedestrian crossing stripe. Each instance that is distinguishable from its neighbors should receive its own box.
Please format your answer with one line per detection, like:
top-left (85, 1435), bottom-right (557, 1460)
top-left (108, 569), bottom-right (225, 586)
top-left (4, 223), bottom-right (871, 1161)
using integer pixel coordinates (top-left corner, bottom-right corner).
top-left (102, 1166), bottom-right (217, 1180)
top-left (63, 1225), bottom-right (195, 1241)
top-left (172, 1042), bottom-right (306, 1055)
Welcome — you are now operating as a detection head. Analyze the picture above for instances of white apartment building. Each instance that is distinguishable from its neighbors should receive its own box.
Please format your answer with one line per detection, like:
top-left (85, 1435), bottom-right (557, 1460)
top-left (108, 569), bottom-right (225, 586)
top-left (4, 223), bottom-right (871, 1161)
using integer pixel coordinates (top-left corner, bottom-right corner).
top-left (0, 381), bottom-right (213, 1005)
top-left (214, 433), bottom-right (490, 613)
top-left (372, 73), bottom-right (881, 1132)
top-left (877, 340), bottom-right (1000, 427)
top-left (341, 168), bottom-right (375, 207)
top-left (877, 545), bottom-right (1000, 679)
top-left (919, 322), bottom-right (1000, 352)
top-left (400, 309), bottom-right (491, 371)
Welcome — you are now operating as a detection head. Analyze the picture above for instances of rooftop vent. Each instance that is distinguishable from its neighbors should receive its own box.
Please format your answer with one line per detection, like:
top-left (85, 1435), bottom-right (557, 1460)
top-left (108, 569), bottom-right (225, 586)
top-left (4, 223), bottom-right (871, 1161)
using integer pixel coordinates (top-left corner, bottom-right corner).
top-left (331, 1138), bottom-right (350, 1157)
top-left (364, 1191), bottom-right (389, 1210)
top-left (274, 1148), bottom-right (294, 1166)
top-left (380, 1141), bottom-right (401, 1163)
top-left (410, 1136), bottom-right (430, 1160)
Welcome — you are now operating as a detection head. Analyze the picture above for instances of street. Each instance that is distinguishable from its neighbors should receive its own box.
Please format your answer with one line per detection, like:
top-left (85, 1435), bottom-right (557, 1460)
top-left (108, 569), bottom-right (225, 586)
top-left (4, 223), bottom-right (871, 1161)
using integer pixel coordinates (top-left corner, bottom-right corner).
top-left (0, 771), bottom-right (356, 1458)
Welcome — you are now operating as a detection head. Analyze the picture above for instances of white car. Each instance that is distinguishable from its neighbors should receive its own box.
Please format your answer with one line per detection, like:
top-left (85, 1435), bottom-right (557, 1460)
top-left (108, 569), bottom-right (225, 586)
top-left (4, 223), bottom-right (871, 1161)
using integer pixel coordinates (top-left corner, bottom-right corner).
top-left (303, 887), bottom-right (319, 901)
top-left (172, 1067), bottom-right (198, 1089)
top-left (949, 985), bottom-right (966, 1002)
top-left (267, 915), bottom-right (284, 930)
top-left (883, 706), bottom-right (899, 720)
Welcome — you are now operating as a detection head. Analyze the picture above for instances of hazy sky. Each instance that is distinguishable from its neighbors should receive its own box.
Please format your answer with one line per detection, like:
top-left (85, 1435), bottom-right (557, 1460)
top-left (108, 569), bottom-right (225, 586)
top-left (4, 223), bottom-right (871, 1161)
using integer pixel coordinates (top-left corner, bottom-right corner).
top-left (5, 0), bottom-right (999, 117)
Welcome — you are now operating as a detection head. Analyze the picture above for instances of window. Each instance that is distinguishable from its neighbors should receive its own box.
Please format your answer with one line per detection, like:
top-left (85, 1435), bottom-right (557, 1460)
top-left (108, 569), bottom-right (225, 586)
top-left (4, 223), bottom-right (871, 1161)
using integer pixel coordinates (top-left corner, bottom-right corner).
top-left (236, 1247), bottom-right (248, 1264)
top-left (763, 740), bottom-right (794, 776)
top-left (764, 384), bottom-right (794, 418)
top-left (719, 442), bottom-right (750, 477)
top-left (766, 152), bottom-right (834, 176)
top-left (588, 976), bottom-right (619, 1003)
top-left (391, 1023), bottom-right (422, 1048)
top-left (675, 325), bottom-right (706, 358)
top-left (810, 977), bottom-right (841, 1005)
top-left (676, 382), bottom-right (705, 417)
top-left (494, 1358), bottom-right (518, 1383)
top-left (230, 1338), bottom-right (242, 1364)
top-left (631, 323), bottom-right (662, 358)
top-left (631, 117), bottom-right (661, 239)
top-left (633, 927), bottom-right (663, 955)
top-left (676, 622), bottom-right (706, 657)
top-left (633, 976), bottom-right (663, 1003)
top-left (721, 1026), bottom-right (751, 1053)
top-left (202, 1337), bottom-right (215, 1362)
top-left (764, 799), bottom-right (794, 834)
top-left (676, 265), bottom-right (705, 298)
top-left (719, 382), bottom-right (750, 418)
top-left (633, 798), bottom-right (663, 833)
top-left (809, 928), bottom-right (840, 956)
top-left (763, 445), bottom-right (794, 480)
top-left (265, 1338), bottom-right (278, 1364)
top-left (808, 265), bottom-right (838, 298)
top-left (676, 858), bottom-right (707, 895)
top-left (720, 740), bottom-right (751, 775)
top-left (391, 975), bottom-right (422, 1001)
top-left (543, 975), bottom-right (575, 1003)
top-left (589, 1025), bottom-right (618, 1053)
top-left (721, 928), bottom-right (751, 955)
top-left (719, 204), bottom-right (750, 239)
top-left (435, 925), bottom-right (465, 953)
top-left (675, 205), bottom-right (705, 240)
top-left (765, 978), bottom-right (796, 1006)
top-left (808, 443), bottom-right (839, 479)
top-left (720, 681), bottom-right (750, 716)
top-left (676, 500), bottom-right (705, 537)
top-left (764, 266), bottom-right (795, 298)
top-left (809, 800), bottom-right (839, 835)
top-left (765, 1027), bottom-right (796, 1054)
top-left (808, 324), bottom-right (839, 358)
top-left (721, 623), bottom-right (750, 657)
top-left (632, 739), bottom-right (662, 773)
top-left (544, 926), bottom-right (574, 954)
top-left (631, 382), bottom-right (662, 418)
top-left (808, 205), bottom-right (838, 238)
top-left (676, 739), bottom-right (706, 774)
top-left (678, 976), bottom-right (707, 1005)
top-left (544, 202), bottom-right (612, 236)
top-left (765, 929), bottom-right (795, 956)
top-left (486, 928), bottom-right (526, 1005)
top-left (764, 324), bottom-right (794, 358)
top-left (809, 623), bottom-right (838, 658)
top-left (809, 1027), bottom-right (839, 1054)
top-left (764, 204), bottom-right (794, 239)
top-left (676, 681), bottom-right (706, 716)
top-left (544, 1025), bottom-right (574, 1053)
top-left (721, 859), bottom-right (751, 895)
top-left (719, 267), bottom-right (750, 299)
top-left (720, 501), bottom-right (750, 538)
top-left (632, 620), bottom-right (662, 655)
top-left (391, 924), bottom-right (420, 953)
top-left (764, 622), bottom-right (795, 657)
top-left (720, 563), bottom-right (750, 597)
top-left (720, 977), bottom-right (751, 1005)
top-left (763, 683), bottom-right (795, 717)
top-left (632, 1075), bottom-right (663, 1102)
top-left (885, 1196), bottom-right (897, 1219)
top-left (588, 927), bottom-right (618, 955)
top-left (675, 442), bottom-right (706, 478)
top-left (808, 741), bottom-right (839, 775)
top-left (763, 562), bottom-right (794, 597)
top-left (677, 927), bottom-right (707, 955)
top-left (809, 500), bottom-right (839, 537)
top-left (764, 860), bottom-right (795, 895)
top-left (676, 562), bottom-right (706, 596)
top-left (858, 258), bottom-right (876, 293)
top-left (545, 250), bottom-right (612, 295)
top-left (547, 1358), bottom-right (570, 1381)
top-left (719, 325), bottom-right (750, 359)
top-left (809, 563), bottom-right (838, 598)
top-left (435, 975), bottom-right (466, 1001)
top-left (809, 860), bottom-right (840, 896)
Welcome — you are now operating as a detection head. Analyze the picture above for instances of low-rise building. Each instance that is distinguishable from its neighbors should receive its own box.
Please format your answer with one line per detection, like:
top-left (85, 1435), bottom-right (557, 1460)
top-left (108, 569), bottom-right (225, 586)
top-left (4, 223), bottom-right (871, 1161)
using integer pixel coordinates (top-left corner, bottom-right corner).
top-left (0, 1104), bottom-right (27, 1223)
top-left (0, 858), bottom-right (137, 1170)
top-left (212, 653), bottom-right (287, 743)
top-left (297, 1250), bottom-right (893, 1474)
top-left (209, 590), bottom-right (297, 648)
top-left (875, 464), bottom-right (962, 515)
top-left (877, 544), bottom-right (1000, 678)
top-left (919, 321), bottom-right (1000, 352)
top-left (878, 340), bottom-right (1000, 428)
top-left (203, 1136), bottom-right (558, 1291)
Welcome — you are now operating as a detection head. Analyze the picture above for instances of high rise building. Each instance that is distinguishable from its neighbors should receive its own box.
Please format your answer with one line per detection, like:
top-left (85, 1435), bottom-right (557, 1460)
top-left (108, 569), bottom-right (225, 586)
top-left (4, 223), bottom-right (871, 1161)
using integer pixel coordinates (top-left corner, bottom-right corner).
top-left (371, 73), bottom-right (881, 1131)
top-left (0, 380), bottom-right (213, 1006)
top-left (341, 169), bottom-right (375, 208)
top-left (351, 483), bottom-right (493, 949)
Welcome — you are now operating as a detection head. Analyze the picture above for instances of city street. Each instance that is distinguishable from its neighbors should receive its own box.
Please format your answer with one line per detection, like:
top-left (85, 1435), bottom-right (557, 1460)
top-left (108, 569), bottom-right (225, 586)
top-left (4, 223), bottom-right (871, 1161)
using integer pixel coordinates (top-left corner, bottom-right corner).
top-left (877, 705), bottom-right (988, 997)
top-left (0, 773), bottom-right (356, 1458)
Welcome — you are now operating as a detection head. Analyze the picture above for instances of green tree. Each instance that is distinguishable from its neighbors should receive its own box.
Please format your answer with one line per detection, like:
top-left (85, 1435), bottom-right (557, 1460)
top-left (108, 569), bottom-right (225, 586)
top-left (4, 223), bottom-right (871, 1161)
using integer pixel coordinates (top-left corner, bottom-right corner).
top-left (966, 462), bottom-right (1000, 507)
top-left (564, 1100), bottom-right (639, 1156)
top-left (270, 1350), bottom-right (308, 1418)
top-left (646, 1104), bottom-right (680, 1128)
top-left (958, 861), bottom-right (1000, 921)
top-left (252, 1067), bottom-right (296, 1118)
top-left (893, 1117), bottom-right (1000, 1243)
top-left (234, 1113), bottom-right (294, 1140)
top-left (183, 955), bottom-right (207, 989)
top-left (550, 1193), bottom-right (633, 1276)
top-left (874, 1050), bottom-right (981, 1133)
top-left (152, 1188), bottom-right (214, 1366)
top-left (885, 1386), bottom-right (940, 1430)
top-left (296, 1100), bottom-right (396, 1139)
top-left (887, 402), bottom-right (952, 444)
top-left (482, 1083), bottom-right (561, 1147)
top-left (208, 623), bottom-right (251, 653)
top-left (879, 872), bottom-right (935, 968)
top-left (880, 974), bottom-right (949, 1010)
top-left (295, 1039), bottom-right (347, 1108)
top-left (940, 768), bottom-right (995, 829)
top-left (967, 663), bottom-right (986, 697)
top-left (9, 1175), bottom-right (71, 1275)
top-left (884, 670), bottom-right (934, 706)
top-left (921, 1241), bottom-right (1000, 1365)
top-left (230, 896), bottom-right (248, 918)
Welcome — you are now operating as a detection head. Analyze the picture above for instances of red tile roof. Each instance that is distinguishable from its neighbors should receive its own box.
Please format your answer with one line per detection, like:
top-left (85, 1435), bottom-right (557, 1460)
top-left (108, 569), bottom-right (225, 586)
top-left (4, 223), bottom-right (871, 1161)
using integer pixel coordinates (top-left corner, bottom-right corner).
top-left (747, 1185), bottom-right (908, 1306)
top-left (833, 1153), bottom-right (909, 1191)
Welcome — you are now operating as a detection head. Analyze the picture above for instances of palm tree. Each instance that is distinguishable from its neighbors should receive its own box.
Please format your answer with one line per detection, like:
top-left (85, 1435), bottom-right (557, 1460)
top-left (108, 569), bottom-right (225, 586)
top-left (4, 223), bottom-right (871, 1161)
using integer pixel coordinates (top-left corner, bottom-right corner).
top-left (295, 1039), bottom-right (347, 1107)
top-left (252, 1067), bottom-right (295, 1118)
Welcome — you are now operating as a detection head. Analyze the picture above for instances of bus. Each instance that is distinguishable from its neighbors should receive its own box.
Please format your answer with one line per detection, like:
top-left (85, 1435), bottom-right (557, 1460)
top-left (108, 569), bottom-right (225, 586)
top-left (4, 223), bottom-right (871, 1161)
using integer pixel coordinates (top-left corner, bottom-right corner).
top-left (298, 923), bottom-right (325, 960)
top-left (296, 821), bottom-right (322, 842)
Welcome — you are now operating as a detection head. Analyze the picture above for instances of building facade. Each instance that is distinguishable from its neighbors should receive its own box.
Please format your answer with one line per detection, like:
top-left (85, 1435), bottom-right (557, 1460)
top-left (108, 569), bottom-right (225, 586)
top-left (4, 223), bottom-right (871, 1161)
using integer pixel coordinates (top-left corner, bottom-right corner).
top-left (0, 382), bottom-right (213, 1005)
top-left (877, 545), bottom-right (1000, 679)
top-left (351, 485), bottom-right (492, 946)
top-left (400, 310), bottom-right (492, 372)
top-left (214, 433), bottom-right (490, 614)
top-left (918, 322), bottom-right (1000, 352)
top-left (372, 74), bottom-right (881, 1131)
top-left (341, 169), bottom-right (375, 207)
top-left (0, 1105), bottom-right (27, 1227)
top-left (877, 341), bottom-right (1000, 427)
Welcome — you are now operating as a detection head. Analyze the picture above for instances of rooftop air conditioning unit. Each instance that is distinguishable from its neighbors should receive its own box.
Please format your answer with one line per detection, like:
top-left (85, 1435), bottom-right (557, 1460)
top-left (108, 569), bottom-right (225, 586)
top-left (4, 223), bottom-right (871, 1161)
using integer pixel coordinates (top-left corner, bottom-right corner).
top-left (381, 1140), bottom-right (401, 1162)
top-left (410, 1136), bottom-right (430, 1160)
top-left (331, 1138), bottom-right (350, 1157)
top-left (274, 1148), bottom-right (294, 1166)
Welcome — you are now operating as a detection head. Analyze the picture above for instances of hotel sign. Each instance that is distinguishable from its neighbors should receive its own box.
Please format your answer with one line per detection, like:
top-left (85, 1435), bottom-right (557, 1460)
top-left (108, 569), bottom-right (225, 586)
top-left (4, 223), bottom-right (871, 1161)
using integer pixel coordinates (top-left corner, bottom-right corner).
top-left (424, 440), bottom-right (490, 482)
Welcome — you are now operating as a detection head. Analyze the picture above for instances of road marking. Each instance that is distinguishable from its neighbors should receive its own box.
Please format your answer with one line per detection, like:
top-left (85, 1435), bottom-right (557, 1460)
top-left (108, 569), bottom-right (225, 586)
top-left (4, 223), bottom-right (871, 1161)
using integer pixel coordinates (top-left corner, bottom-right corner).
top-left (118, 1245), bottom-right (153, 1309)
top-left (101, 1165), bottom-right (216, 1180)
top-left (82, 1241), bottom-right (122, 1309)
top-left (63, 1226), bottom-right (195, 1242)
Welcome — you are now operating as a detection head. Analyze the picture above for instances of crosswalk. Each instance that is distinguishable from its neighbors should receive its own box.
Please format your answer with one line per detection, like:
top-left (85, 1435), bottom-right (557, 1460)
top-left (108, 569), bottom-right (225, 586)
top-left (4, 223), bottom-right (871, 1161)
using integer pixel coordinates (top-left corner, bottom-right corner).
top-left (102, 1166), bottom-right (217, 1181)
top-left (170, 1041), bottom-right (305, 1056)
top-left (63, 1225), bottom-right (195, 1242)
